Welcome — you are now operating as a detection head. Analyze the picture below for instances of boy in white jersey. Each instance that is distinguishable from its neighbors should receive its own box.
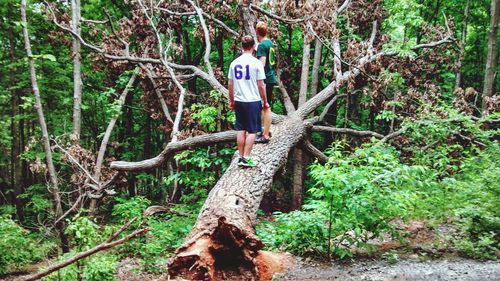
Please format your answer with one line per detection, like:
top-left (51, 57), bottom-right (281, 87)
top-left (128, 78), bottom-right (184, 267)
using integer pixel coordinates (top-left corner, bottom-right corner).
top-left (228, 35), bottom-right (269, 168)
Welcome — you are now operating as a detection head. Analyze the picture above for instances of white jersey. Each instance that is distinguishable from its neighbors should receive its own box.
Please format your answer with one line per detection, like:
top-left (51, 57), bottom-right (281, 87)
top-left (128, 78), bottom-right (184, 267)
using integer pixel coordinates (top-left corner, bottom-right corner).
top-left (228, 53), bottom-right (266, 102)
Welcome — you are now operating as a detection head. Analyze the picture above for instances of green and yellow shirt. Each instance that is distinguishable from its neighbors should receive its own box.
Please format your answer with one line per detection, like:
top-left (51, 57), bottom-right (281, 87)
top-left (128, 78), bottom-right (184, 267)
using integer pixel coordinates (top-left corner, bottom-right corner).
top-left (256, 39), bottom-right (278, 85)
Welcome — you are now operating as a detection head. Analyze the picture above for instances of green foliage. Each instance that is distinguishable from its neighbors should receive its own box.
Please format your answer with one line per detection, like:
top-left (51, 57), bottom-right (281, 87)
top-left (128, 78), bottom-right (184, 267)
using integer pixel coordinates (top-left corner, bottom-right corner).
top-left (0, 215), bottom-right (50, 274)
top-left (257, 202), bottom-right (328, 256)
top-left (43, 215), bottom-right (117, 281)
top-left (110, 197), bottom-right (198, 273)
top-left (112, 196), bottom-right (151, 223)
top-left (259, 121), bottom-right (499, 260)
top-left (259, 142), bottom-right (422, 258)
top-left (382, 0), bottom-right (424, 55)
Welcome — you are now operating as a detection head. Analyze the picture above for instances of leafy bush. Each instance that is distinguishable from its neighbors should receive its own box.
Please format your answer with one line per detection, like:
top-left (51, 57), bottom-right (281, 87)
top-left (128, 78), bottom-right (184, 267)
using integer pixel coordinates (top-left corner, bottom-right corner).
top-left (43, 215), bottom-right (117, 281)
top-left (259, 142), bottom-right (425, 258)
top-left (110, 196), bottom-right (198, 273)
top-left (257, 201), bottom-right (328, 256)
top-left (0, 215), bottom-right (50, 274)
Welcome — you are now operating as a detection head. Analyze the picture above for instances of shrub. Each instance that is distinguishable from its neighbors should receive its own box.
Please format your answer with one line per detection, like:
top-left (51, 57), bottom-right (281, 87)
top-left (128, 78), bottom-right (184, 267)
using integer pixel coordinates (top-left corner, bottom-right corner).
top-left (0, 215), bottom-right (49, 274)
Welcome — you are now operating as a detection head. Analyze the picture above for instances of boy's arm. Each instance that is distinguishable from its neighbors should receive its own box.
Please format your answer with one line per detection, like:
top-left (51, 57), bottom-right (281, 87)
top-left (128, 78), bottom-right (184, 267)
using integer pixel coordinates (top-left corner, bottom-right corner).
top-left (228, 79), bottom-right (234, 111)
top-left (257, 80), bottom-right (269, 108)
top-left (258, 56), bottom-right (266, 67)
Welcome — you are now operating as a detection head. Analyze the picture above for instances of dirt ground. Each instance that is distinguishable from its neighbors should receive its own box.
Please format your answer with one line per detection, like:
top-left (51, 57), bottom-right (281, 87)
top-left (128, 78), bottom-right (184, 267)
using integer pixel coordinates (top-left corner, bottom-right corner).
top-left (273, 257), bottom-right (500, 281)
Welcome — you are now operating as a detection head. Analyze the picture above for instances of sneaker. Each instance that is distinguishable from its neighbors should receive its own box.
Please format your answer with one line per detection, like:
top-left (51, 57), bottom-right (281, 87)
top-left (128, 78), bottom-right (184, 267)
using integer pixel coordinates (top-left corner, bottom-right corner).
top-left (257, 130), bottom-right (272, 138)
top-left (255, 136), bottom-right (270, 144)
top-left (238, 157), bottom-right (257, 168)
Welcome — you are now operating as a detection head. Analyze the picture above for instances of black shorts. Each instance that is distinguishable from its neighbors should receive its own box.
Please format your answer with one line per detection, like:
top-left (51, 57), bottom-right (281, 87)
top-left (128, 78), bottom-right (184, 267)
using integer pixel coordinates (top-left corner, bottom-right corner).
top-left (266, 83), bottom-right (275, 106)
top-left (234, 101), bottom-right (262, 133)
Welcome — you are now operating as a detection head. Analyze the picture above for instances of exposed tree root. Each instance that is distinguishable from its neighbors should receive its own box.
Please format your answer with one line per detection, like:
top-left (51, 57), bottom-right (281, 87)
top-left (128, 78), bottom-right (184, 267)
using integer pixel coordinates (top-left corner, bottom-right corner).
top-left (169, 218), bottom-right (293, 281)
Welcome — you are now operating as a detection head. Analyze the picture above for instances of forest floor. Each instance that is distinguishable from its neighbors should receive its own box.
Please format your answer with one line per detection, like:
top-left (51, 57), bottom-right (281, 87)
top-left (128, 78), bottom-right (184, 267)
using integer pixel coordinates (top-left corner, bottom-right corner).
top-left (273, 257), bottom-right (500, 281)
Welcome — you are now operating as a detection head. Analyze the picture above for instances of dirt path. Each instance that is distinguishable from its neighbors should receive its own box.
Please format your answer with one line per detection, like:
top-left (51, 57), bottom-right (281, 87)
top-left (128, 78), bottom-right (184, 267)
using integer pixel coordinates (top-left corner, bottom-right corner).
top-left (274, 258), bottom-right (500, 281)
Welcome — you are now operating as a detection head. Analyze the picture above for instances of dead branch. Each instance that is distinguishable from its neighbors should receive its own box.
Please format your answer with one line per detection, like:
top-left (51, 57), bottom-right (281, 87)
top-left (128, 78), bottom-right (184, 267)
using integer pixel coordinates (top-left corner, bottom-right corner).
top-left (187, 0), bottom-right (214, 78)
top-left (337, 0), bottom-right (352, 14)
top-left (139, 63), bottom-right (174, 124)
top-left (319, 94), bottom-right (346, 122)
top-left (51, 140), bottom-right (100, 186)
top-left (312, 126), bottom-right (385, 138)
top-left (380, 127), bottom-right (406, 143)
top-left (94, 71), bottom-right (137, 182)
top-left (18, 221), bottom-right (149, 281)
top-left (249, 4), bottom-right (307, 24)
top-left (301, 140), bottom-right (328, 164)
top-left (276, 71), bottom-right (296, 114)
top-left (111, 130), bottom-right (237, 171)
top-left (81, 18), bottom-right (108, 24)
top-left (158, 7), bottom-right (239, 36)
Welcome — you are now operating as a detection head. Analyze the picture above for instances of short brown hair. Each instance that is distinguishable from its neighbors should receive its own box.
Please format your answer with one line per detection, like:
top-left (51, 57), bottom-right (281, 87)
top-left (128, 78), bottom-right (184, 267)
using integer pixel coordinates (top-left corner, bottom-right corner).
top-left (256, 21), bottom-right (268, 37)
top-left (241, 35), bottom-right (255, 50)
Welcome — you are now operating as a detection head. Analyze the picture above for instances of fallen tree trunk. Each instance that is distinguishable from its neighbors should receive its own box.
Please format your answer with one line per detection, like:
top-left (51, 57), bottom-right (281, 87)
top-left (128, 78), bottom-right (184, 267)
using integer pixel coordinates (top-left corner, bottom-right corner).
top-left (168, 117), bottom-right (305, 280)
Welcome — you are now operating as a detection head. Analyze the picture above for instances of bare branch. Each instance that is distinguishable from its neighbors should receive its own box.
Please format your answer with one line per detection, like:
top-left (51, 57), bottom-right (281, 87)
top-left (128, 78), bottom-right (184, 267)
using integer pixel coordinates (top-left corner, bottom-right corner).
top-left (51, 140), bottom-right (100, 186)
top-left (337, 0), bottom-right (352, 14)
top-left (158, 7), bottom-right (239, 36)
top-left (313, 126), bottom-right (384, 138)
top-left (249, 4), bottom-right (307, 24)
top-left (319, 94), bottom-right (346, 121)
top-left (54, 194), bottom-right (85, 225)
top-left (301, 140), bottom-right (328, 164)
top-left (94, 71), bottom-right (137, 181)
top-left (276, 71), bottom-right (296, 114)
top-left (47, 3), bottom-right (228, 98)
top-left (104, 10), bottom-right (128, 48)
top-left (111, 131), bottom-right (237, 171)
top-left (18, 223), bottom-right (150, 281)
top-left (81, 18), bottom-right (108, 24)
top-left (380, 127), bottom-right (406, 143)
top-left (139, 63), bottom-right (174, 124)
top-left (187, 0), bottom-right (214, 77)
top-left (368, 20), bottom-right (378, 52)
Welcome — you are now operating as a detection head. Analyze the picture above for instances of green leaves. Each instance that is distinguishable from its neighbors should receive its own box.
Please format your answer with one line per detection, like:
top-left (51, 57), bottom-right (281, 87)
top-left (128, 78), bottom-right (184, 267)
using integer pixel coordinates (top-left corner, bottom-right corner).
top-left (382, 0), bottom-right (424, 55)
top-left (32, 54), bottom-right (57, 62)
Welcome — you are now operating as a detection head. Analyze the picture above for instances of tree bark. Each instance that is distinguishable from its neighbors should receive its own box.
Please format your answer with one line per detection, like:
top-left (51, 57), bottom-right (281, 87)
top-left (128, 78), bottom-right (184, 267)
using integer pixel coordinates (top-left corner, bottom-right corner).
top-left (71, 0), bottom-right (82, 141)
top-left (290, 35), bottom-right (311, 210)
top-left (298, 37), bottom-right (311, 106)
top-left (169, 118), bottom-right (305, 280)
top-left (482, 0), bottom-right (500, 108)
top-left (291, 148), bottom-right (305, 210)
top-left (455, 0), bottom-right (470, 89)
top-left (310, 38), bottom-right (323, 97)
top-left (21, 0), bottom-right (69, 252)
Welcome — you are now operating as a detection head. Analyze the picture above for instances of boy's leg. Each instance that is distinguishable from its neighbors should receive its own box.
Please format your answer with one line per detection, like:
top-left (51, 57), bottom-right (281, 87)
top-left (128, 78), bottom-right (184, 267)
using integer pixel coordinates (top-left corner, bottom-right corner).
top-left (236, 131), bottom-right (246, 158)
top-left (243, 133), bottom-right (257, 157)
top-left (262, 108), bottom-right (271, 139)
top-left (263, 83), bottom-right (273, 139)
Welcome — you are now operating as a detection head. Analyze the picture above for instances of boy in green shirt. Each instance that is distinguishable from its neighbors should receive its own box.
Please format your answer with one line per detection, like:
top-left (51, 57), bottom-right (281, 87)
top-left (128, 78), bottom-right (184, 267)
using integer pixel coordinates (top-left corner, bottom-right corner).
top-left (255, 21), bottom-right (277, 144)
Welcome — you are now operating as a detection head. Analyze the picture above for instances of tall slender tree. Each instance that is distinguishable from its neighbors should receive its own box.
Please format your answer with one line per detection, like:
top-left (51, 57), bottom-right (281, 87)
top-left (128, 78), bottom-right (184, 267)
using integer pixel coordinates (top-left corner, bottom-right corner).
top-left (482, 0), bottom-right (499, 108)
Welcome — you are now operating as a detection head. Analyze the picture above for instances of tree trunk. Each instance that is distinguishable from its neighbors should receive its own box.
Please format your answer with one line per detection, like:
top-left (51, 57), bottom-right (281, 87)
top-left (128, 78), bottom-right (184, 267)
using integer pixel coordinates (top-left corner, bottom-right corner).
top-left (482, 0), bottom-right (500, 109)
top-left (71, 0), bottom-right (82, 141)
top-left (310, 38), bottom-right (323, 97)
top-left (7, 3), bottom-right (24, 222)
top-left (216, 28), bottom-right (224, 68)
top-left (21, 0), bottom-right (69, 252)
top-left (169, 118), bottom-right (305, 280)
top-left (455, 0), bottom-right (470, 89)
top-left (290, 35), bottom-right (311, 210)
top-left (291, 148), bottom-right (305, 210)
top-left (298, 37), bottom-right (310, 106)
